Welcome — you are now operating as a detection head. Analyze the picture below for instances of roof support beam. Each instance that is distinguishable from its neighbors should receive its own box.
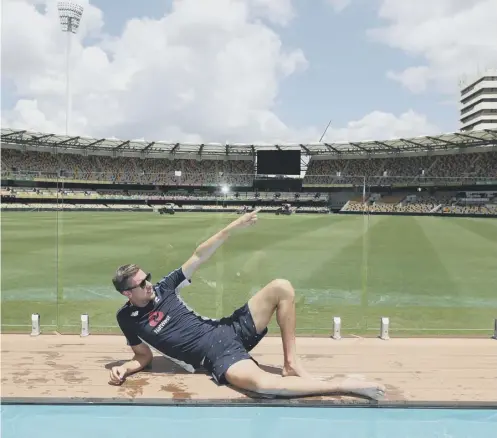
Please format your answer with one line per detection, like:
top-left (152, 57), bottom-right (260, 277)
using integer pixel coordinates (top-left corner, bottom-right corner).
top-left (374, 141), bottom-right (398, 151)
top-left (1, 130), bottom-right (27, 139)
top-left (483, 129), bottom-right (497, 139)
top-left (300, 144), bottom-right (311, 154)
top-left (349, 142), bottom-right (369, 152)
top-left (32, 133), bottom-right (55, 142)
top-left (83, 138), bottom-right (105, 149)
top-left (114, 140), bottom-right (130, 150)
top-left (323, 143), bottom-right (341, 153)
top-left (399, 138), bottom-right (432, 150)
top-left (453, 132), bottom-right (485, 142)
top-left (56, 136), bottom-right (80, 146)
top-left (426, 136), bottom-right (457, 147)
top-left (141, 141), bottom-right (155, 152)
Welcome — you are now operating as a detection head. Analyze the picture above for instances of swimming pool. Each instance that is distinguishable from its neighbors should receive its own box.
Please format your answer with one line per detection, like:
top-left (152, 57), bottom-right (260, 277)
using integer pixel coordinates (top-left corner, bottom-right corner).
top-left (1, 404), bottom-right (496, 438)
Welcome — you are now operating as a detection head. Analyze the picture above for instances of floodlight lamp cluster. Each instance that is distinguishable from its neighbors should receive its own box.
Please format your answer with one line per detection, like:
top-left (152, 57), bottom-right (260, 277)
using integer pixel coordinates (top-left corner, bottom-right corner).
top-left (57, 2), bottom-right (84, 33)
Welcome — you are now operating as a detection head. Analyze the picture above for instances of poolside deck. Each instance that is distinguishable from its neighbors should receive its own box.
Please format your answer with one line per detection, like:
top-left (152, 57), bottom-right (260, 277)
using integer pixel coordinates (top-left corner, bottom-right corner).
top-left (1, 334), bottom-right (496, 406)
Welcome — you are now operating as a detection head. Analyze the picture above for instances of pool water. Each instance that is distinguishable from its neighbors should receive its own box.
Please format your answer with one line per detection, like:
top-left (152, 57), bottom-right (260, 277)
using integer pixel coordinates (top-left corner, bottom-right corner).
top-left (1, 405), bottom-right (496, 438)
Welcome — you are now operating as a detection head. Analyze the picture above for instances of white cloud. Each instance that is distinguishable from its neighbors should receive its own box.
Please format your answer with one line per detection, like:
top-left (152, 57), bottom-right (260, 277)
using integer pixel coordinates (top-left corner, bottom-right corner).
top-left (6, 100), bottom-right (61, 134)
top-left (323, 110), bottom-right (440, 143)
top-left (1, 0), bottom-right (307, 142)
top-left (326, 0), bottom-right (352, 13)
top-left (2, 0), bottom-right (440, 145)
top-left (248, 0), bottom-right (296, 26)
top-left (386, 66), bottom-right (430, 94)
top-left (369, 0), bottom-right (497, 94)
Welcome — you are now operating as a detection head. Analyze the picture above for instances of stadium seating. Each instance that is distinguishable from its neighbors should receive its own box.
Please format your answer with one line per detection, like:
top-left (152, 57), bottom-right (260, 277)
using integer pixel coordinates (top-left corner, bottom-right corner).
top-left (3, 149), bottom-right (497, 187)
top-left (341, 191), bottom-right (497, 215)
top-left (1, 149), bottom-right (254, 186)
top-left (2, 148), bottom-right (497, 217)
top-left (304, 151), bottom-right (497, 186)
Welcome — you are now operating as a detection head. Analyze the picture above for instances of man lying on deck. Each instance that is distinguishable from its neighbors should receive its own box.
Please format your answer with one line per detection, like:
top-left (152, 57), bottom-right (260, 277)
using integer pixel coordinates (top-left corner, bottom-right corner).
top-left (109, 209), bottom-right (386, 400)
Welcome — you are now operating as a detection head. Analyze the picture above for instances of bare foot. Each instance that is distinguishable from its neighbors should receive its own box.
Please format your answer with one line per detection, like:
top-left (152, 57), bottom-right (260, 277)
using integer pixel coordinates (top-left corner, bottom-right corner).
top-left (282, 362), bottom-right (314, 379)
top-left (340, 377), bottom-right (386, 400)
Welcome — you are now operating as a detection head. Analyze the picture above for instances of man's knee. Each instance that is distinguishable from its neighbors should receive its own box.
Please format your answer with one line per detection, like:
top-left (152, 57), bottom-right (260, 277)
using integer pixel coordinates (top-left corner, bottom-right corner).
top-left (225, 362), bottom-right (275, 395)
top-left (268, 278), bottom-right (295, 300)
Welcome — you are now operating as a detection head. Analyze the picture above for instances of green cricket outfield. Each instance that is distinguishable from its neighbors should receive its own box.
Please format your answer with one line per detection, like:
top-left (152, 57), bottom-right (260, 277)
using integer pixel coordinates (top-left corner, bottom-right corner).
top-left (1, 211), bottom-right (496, 337)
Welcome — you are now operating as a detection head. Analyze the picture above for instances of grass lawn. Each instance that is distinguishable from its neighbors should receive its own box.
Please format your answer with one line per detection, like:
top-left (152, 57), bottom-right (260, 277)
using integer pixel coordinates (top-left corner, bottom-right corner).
top-left (2, 211), bottom-right (496, 337)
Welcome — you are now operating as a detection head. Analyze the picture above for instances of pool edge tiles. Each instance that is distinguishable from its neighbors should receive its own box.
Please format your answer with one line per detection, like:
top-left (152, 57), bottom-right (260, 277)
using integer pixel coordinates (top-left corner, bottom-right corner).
top-left (2, 397), bottom-right (497, 409)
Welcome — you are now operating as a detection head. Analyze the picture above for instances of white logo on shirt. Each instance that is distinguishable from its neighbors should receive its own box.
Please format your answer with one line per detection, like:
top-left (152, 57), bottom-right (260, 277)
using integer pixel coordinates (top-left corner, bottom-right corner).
top-left (153, 315), bottom-right (170, 334)
top-left (131, 311), bottom-right (139, 317)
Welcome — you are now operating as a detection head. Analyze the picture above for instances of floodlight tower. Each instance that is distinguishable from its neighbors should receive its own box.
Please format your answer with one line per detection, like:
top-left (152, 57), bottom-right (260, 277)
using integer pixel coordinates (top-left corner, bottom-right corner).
top-left (57, 2), bottom-right (84, 135)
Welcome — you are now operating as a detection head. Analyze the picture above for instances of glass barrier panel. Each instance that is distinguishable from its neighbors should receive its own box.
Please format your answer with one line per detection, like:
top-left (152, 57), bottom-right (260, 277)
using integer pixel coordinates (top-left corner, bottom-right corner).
top-left (1, 162), bottom-right (496, 338)
top-left (1, 170), bottom-right (60, 334)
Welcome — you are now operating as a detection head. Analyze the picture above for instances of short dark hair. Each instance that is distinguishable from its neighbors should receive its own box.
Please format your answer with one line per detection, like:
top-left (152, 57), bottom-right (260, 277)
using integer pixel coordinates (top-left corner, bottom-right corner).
top-left (112, 264), bottom-right (140, 293)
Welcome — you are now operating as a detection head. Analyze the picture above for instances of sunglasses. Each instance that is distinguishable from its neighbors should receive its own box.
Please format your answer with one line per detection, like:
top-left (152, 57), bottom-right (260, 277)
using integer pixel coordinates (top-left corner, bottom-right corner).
top-left (127, 272), bottom-right (152, 291)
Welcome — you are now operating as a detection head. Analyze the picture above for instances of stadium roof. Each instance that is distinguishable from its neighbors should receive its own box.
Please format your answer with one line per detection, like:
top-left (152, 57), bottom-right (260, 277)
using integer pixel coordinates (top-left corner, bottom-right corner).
top-left (1, 127), bottom-right (497, 157)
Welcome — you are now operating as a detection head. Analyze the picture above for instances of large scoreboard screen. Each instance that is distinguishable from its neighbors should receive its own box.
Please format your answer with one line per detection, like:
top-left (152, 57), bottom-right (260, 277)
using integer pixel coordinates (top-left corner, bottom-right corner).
top-left (256, 150), bottom-right (301, 175)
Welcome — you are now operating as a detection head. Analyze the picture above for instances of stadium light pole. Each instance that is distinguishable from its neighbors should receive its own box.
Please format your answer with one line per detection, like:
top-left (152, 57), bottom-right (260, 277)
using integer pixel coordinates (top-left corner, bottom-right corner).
top-left (56, 2), bottom-right (83, 331)
top-left (57, 2), bottom-right (84, 135)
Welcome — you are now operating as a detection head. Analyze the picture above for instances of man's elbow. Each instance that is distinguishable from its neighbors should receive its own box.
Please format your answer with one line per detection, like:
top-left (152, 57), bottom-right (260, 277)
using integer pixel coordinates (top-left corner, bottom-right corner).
top-left (134, 351), bottom-right (153, 368)
top-left (182, 254), bottom-right (202, 279)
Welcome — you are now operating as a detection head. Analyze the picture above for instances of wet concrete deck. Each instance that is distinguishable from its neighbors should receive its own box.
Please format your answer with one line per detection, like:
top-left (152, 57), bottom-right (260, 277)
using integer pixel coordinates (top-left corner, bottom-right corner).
top-left (1, 334), bottom-right (496, 406)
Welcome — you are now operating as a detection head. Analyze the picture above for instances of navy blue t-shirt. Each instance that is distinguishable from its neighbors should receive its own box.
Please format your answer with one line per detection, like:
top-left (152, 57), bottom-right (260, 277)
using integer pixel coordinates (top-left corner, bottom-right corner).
top-left (116, 267), bottom-right (218, 372)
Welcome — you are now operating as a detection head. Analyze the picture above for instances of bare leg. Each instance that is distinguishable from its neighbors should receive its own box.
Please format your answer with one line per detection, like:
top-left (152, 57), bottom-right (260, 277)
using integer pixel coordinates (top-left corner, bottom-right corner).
top-left (225, 359), bottom-right (386, 400)
top-left (248, 279), bottom-right (310, 378)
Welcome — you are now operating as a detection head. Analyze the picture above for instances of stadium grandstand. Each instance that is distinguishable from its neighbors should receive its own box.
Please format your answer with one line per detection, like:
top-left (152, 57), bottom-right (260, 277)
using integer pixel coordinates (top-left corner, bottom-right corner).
top-left (1, 127), bottom-right (497, 217)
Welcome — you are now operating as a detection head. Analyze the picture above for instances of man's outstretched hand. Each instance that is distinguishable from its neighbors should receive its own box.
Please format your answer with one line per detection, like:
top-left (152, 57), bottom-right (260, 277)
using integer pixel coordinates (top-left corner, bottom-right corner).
top-left (227, 207), bottom-right (262, 231)
top-left (109, 365), bottom-right (127, 386)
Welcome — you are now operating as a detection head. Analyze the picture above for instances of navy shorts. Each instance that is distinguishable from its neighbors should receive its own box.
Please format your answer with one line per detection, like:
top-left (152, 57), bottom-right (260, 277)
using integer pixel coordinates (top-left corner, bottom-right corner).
top-left (202, 303), bottom-right (268, 384)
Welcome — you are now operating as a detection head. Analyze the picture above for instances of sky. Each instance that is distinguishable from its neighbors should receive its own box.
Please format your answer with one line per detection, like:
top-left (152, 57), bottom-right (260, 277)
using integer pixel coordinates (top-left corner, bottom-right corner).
top-left (2, 0), bottom-right (497, 144)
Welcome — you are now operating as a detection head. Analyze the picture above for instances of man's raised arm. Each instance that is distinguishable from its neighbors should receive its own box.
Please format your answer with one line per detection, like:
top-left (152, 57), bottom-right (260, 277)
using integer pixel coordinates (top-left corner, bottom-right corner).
top-left (181, 208), bottom-right (261, 280)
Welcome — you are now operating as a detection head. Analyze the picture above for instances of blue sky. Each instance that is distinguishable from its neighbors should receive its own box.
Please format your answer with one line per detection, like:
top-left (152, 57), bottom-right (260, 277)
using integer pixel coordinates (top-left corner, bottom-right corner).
top-left (274, 0), bottom-right (452, 134)
top-left (85, 0), bottom-right (463, 133)
top-left (88, 0), bottom-right (457, 133)
top-left (2, 0), bottom-right (495, 142)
